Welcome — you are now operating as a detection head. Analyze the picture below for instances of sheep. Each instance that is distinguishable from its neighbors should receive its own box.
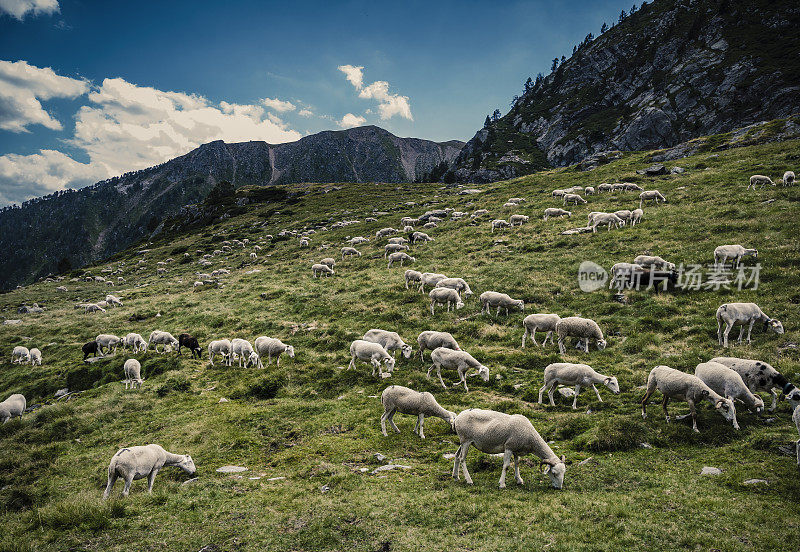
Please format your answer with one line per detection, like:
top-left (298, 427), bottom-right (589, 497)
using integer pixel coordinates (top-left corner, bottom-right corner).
top-left (597, 183), bottom-right (612, 192)
top-left (479, 291), bottom-right (524, 316)
top-left (783, 171), bottom-right (795, 186)
top-left (538, 363), bottom-right (620, 409)
top-left (634, 255), bottom-right (675, 271)
top-left (387, 252), bottom-right (415, 268)
top-left (381, 385), bottom-right (455, 439)
top-left (417, 331), bottom-right (460, 362)
top-left (508, 197), bottom-right (525, 204)
top-left (471, 209), bottom-right (489, 218)
top-left (552, 189), bottom-right (566, 197)
top-left (543, 208), bottom-right (571, 221)
top-left (193, 281), bottom-right (204, 291)
top-left (411, 231), bottom-right (434, 244)
top-left (694, 361), bottom-right (764, 415)
top-left (623, 183), bottom-right (643, 191)
top-left (123, 359), bottom-right (143, 390)
top-left (96, 334), bottom-right (122, 355)
top-left (713, 245), bottom-right (758, 269)
top-left (348, 340), bottom-right (395, 377)
top-left (563, 193), bottom-right (587, 205)
top-left (715, 302), bottom-right (783, 347)
top-left (400, 216), bottom-right (419, 227)
top-left (614, 210), bottom-right (632, 225)
top-left (11, 346), bottom-right (29, 364)
top-left (249, 252), bottom-right (258, 259)
top-left (231, 338), bottom-right (259, 368)
top-left (82, 341), bottom-right (99, 360)
top-left (641, 365), bottom-right (738, 432)
top-left (404, 269), bottom-right (422, 290)
top-left (254, 336), bottom-right (295, 367)
top-left (208, 339), bottom-right (232, 366)
top-left (428, 347), bottom-right (489, 391)
top-left (29, 348), bottom-right (42, 366)
top-left (403, 225), bottom-right (414, 233)
top-left (452, 409), bottom-right (566, 489)
top-left (417, 272), bottom-right (447, 293)
top-left (341, 247), bottom-right (361, 259)
top-left (384, 243), bottom-right (410, 257)
top-left (555, 317), bottom-right (607, 354)
top-left (148, 331), bottom-right (179, 354)
top-left (299, 238), bottom-right (310, 247)
top-left (387, 237), bottom-right (409, 245)
top-left (363, 329), bottom-right (413, 359)
top-left (521, 313), bottom-right (561, 347)
top-left (491, 219), bottom-right (511, 233)
top-left (435, 277), bottom-right (473, 298)
top-left (0, 394), bottom-right (26, 423)
top-left (710, 357), bottom-right (797, 412)
top-left (503, 202), bottom-right (518, 209)
top-left (639, 190), bottom-right (666, 208)
top-left (429, 287), bottom-right (465, 315)
top-left (347, 237), bottom-right (369, 245)
top-left (584, 186), bottom-right (595, 195)
top-left (57, 285), bottom-right (67, 292)
top-left (177, 334), bottom-right (202, 359)
top-left (376, 227), bottom-right (399, 238)
top-left (103, 444), bottom-right (195, 499)
top-left (590, 213), bottom-right (624, 232)
top-left (123, 333), bottom-right (147, 353)
top-left (312, 263), bottom-right (335, 277)
top-left (509, 214), bottom-right (529, 226)
top-left (748, 175), bottom-right (775, 189)
top-left (106, 294), bottom-right (123, 307)
top-left (84, 303), bottom-right (106, 314)
top-left (630, 208), bottom-right (643, 226)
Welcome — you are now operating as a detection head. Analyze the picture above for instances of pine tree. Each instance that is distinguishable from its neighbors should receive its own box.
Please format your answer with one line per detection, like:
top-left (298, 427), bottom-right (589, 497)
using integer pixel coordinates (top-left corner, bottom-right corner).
top-left (560, 55), bottom-right (566, 64)
top-left (551, 58), bottom-right (558, 71)
top-left (492, 109), bottom-right (502, 122)
top-left (630, 3), bottom-right (637, 13)
top-left (619, 9), bottom-right (626, 22)
top-left (484, 115), bottom-right (491, 128)
top-left (524, 77), bottom-right (533, 92)
top-left (601, 22), bottom-right (608, 33)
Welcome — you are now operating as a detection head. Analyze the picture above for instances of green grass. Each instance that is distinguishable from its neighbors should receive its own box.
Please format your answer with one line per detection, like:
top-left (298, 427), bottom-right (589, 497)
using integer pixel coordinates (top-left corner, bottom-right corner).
top-left (1, 136), bottom-right (799, 551)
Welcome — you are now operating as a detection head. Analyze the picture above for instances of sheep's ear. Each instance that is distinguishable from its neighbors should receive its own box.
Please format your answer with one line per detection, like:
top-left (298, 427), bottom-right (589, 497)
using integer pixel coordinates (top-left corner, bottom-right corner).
top-left (604, 377), bottom-right (611, 385)
top-left (715, 399), bottom-right (725, 409)
top-left (701, 390), bottom-right (709, 397)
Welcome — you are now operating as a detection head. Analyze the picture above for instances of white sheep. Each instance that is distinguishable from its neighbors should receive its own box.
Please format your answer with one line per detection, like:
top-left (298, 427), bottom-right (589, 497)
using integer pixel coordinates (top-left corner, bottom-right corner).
top-left (508, 197), bottom-right (525, 203)
top-left (634, 255), bottom-right (675, 271)
top-left (417, 272), bottom-right (447, 293)
top-left (376, 227), bottom-right (399, 238)
top-left (363, 329), bottom-right (412, 359)
top-left (597, 183), bottom-right (612, 192)
top-left (123, 359), bottom-right (143, 389)
top-left (11, 346), bottom-right (29, 364)
top-left (29, 348), bottom-right (42, 366)
top-left (555, 317), bottom-right (607, 353)
top-left (491, 219), bottom-right (511, 233)
top-left (503, 202), bottom-right (518, 209)
top-left (552, 189), bottom-right (566, 197)
top-left (428, 347), bottom-right (489, 391)
top-left (521, 313), bottom-right (561, 348)
top-left (254, 336), bottom-right (295, 367)
top-left (710, 357), bottom-right (796, 412)
top-left (435, 277), bottom-right (473, 298)
top-left (312, 263), bottom-right (335, 277)
top-left (590, 212), bottom-right (624, 232)
top-left (639, 190), bottom-right (666, 208)
top-left (208, 339), bottom-right (232, 366)
top-left (416, 331), bottom-right (460, 362)
top-left (231, 338), bottom-right (260, 368)
top-left (748, 175), bottom-right (775, 189)
top-left (348, 340), bottom-right (395, 377)
top-left (630, 208), bottom-right (643, 226)
top-left (713, 245), bottom-right (757, 269)
top-left (641, 365), bottom-right (738, 432)
top-left (84, 303), bottom-right (106, 314)
top-left (96, 334), bottom-right (122, 355)
top-left (429, 287), bottom-right (464, 315)
top-left (452, 409), bottom-right (566, 489)
top-left (148, 331), bottom-right (179, 354)
top-left (783, 171), bottom-right (795, 186)
top-left (404, 270), bottom-right (422, 290)
top-left (380, 385), bottom-right (455, 439)
top-left (106, 294), bottom-right (123, 307)
top-left (563, 193), bottom-right (587, 205)
top-left (387, 237), bottom-right (409, 245)
top-left (411, 231), bottom-right (434, 244)
top-left (614, 210), bottom-right (632, 225)
top-left (479, 291), bottom-right (523, 316)
top-left (103, 444), bottom-right (195, 499)
top-left (538, 362), bottom-right (620, 409)
top-left (341, 247), bottom-right (362, 259)
top-left (387, 252), bottom-right (415, 268)
top-left (585, 187), bottom-right (595, 195)
top-left (403, 225), bottom-right (414, 233)
top-left (715, 302), bottom-right (783, 347)
top-left (509, 214), bottom-right (529, 226)
top-left (384, 243), bottom-right (410, 257)
top-left (0, 394), bottom-right (26, 423)
top-left (543, 208), bottom-right (571, 221)
top-left (695, 361), bottom-right (763, 415)
top-left (123, 333), bottom-right (147, 353)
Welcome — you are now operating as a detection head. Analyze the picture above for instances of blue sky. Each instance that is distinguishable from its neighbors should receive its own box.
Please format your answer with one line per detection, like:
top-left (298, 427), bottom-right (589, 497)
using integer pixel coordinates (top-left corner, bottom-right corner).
top-left (0, 0), bottom-right (633, 205)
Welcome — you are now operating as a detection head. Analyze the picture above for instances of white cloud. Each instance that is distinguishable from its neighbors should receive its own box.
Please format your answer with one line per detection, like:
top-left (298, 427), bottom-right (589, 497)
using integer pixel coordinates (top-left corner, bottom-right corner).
top-left (338, 64), bottom-right (412, 121)
top-left (337, 65), bottom-right (364, 90)
top-left (261, 97), bottom-right (296, 112)
top-left (0, 0), bottom-right (58, 19)
top-left (0, 59), bottom-right (89, 132)
top-left (338, 113), bottom-right (366, 129)
top-left (297, 108), bottom-right (313, 117)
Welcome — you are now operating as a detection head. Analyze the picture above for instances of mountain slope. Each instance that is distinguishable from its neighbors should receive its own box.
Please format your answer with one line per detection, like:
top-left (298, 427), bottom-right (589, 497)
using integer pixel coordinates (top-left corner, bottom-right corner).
top-left (452, 0), bottom-right (800, 182)
top-left (0, 126), bottom-right (463, 290)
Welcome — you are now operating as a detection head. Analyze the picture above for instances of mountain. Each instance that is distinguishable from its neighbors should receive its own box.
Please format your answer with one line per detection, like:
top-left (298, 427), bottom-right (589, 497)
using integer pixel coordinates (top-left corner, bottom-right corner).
top-left (0, 126), bottom-right (463, 290)
top-left (451, 0), bottom-right (800, 182)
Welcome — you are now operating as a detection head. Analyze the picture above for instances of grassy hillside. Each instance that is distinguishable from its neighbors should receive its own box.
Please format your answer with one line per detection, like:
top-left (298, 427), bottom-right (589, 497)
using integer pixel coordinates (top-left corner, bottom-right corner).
top-left (1, 136), bottom-right (799, 552)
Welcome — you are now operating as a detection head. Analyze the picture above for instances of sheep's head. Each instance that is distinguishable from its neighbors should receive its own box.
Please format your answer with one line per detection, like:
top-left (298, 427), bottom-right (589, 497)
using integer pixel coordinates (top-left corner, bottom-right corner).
top-left (604, 376), bottom-right (620, 394)
top-left (179, 455), bottom-right (196, 475)
top-left (474, 365), bottom-right (490, 382)
top-left (751, 395), bottom-right (765, 413)
top-left (285, 345), bottom-right (295, 358)
top-left (515, 300), bottom-right (524, 311)
top-left (401, 344), bottom-right (413, 359)
top-left (455, 300), bottom-right (465, 310)
top-left (784, 385), bottom-right (800, 410)
top-left (767, 319), bottom-right (784, 335)
top-left (596, 339), bottom-right (607, 351)
top-left (384, 357), bottom-right (396, 373)
top-left (714, 398), bottom-right (739, 429)
top-left (541, 456), bottom-right (566, 489)
top-left (248, 351), bottom-right (260, 367)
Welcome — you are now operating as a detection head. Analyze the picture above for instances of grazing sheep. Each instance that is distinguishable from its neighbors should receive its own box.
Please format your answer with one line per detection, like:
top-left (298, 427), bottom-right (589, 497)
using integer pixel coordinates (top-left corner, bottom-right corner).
top-left (103, 444), bottom-right (195, 499)
top-left (106, 294), bottom-right (123, 307)
top-left (748, 175), bottom-right (774, 189)
top-left (348, 237), bottom-right (369, 245)
top-left (123, 359), bottom-right (143, 389)
top-left (387, 237), bottom-right (409, 245)
top-left (341, 247), bottom-right (362, 259)
top-left (429, 287), bottom-right (465, 315)
top-left (401, 269), bottom-right (423, 290)
top-left (84, 303), bottom-right (106, 314)
top-left (417, 272), bottom-right (447, 293)
top-left (29, 348), bottom-right (42, 366)
top-left (376, 227), bottom-right (399, 238)
top-left (384, 243), bottom-right (410, 257)
top-left (713, 245), bottom-right (758, 269)
top-left (320, 257), bottom-right (336, 268)
top-left (491, 219), bottom-right (511, 233)
top-left (503, 202), bottom-right (518, 209)
top-left (538, 363), bottom-right (620, 409)
top-left (193, 281), bottom-right (204, 291)
top-left (363, 329), bottom-right (413, 359)
top-left (435, 277), bottom-right (473, 299)
top-left (96, 334), bottom-right (122, 355)
top-left (312, 263), bottom-right (335, 277)
top-left (695, 361), bottom-right (764, 415)
top-left (563, 193), bottom-right (587, 205)
top-left (254, 336), bottom-right (295, 367)
top-left (630, 208), bottom-right (643, 226)
top-left (522, 313), bottom-right (561, 347)
top-left (400, 217), bottom-right (419, 227)
top-left (348, 340), bottom-right (395, 377)
top-left (552, 189), bottom-right (566, 198)
top-left (479, 291), bottom-right (524, 316)
top-left (387, 252), bottom-right (415, 268)
top-left (177, 334), bottom-right (202, 359)
top-left (555, 317), bottom-right (606, 354)
top-left (11, 346), bottom-right (29, 364)
top-left (634, 255), bottom-right (675, 271)
top-left (207, 339), bottom-right (232, 366)
top-left (381, 385), bottom-right (455, 439)
top-left (543, 208), bottom-right (571, 221)
top-left (0, 394), bottom-right (26, 423)
top-left (508, 197), bottom-right (525, 203)
top-left (299, 238), bottom-right (310, 247)
top-left (715, 303), bottom-right (783, 347)
top-left (641, 365), bottom-right (738, 432)
top-left (417, 331), bottom-right (460, 362)
top-left (509, 214), bottom-right (529, 226)
top-left (783, 171), bottom-right (795, 186)
top-left (471, 209), bottom-right (489, 218)
top-left (614, 210), bottom-right (632, 225)
top-left (590, 212), bottom-right (624, 232)
top-left (597, 183), bottom-right (612, 192)
top-left (231, 338), bottom-right (259, 368)
top-left (123, 333), bottom-right (147, 353)
top-left (82, 341), bottom-right (99, 360)
top-left (584, 187), bottom-right (595, 195)
top-left (148, 331), bottom-right (179, 354)
top-left (429, 347), bottom-right (489, 391)
top-left (710, 357), bottom-right (796, 412)
top-left (411, 231), bottom-right (434, 244)
top-left (452, 409), bottom-right (566, 489)
top-left (403, 225), bottom-right (414, 233)
top-left (639, 190), bottom-right (666, 208)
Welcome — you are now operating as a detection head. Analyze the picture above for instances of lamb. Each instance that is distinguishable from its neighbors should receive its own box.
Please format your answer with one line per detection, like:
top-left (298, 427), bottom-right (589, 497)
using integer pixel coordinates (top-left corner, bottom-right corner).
top-left (123, 333), bottom-right (147, 353)
top-left (634, 255), bottom-right (675, 271)
top-left (387, 252), bottom-right (415, 268)
top-left (428, 347), bottom-right (489, 391)
top-left (710, 357), bottom-right (796, 412)
top-left (694, 361), bottom-right (764, 415)
top-left (312, 263), bottom-right (335, 277)
top-left (715, 303), bottom-right (784, 347)
top-left (491, 219), bottom-right (511, 233)
top-left (84, 303), bottom-right (106, 314)
top-left (563, 193), bottom-right (587, 205)
top-left (320, 258), bottom-right (336, 268)
top-left (521, 313), bottom-right (561, 347)
top-left (384, 243), bottom-right (410, 257)
top-left (341, 247), bottom-right (362, 259)
top-left (748, 175), bottom-right (774, 189)
top-left (11, 346), bottom-right (29, 364)
top-left (254, 336), bottom-right (295, 367)
top-left (29, 348), bottom-right (42, 366)
top-left (417, 272), bottom-right (447, 293)
top-left (452, 409), bottom-right (566, 489)
top-left (543, 208), bottom-right (571, 221)
top-left (123, 359), bottom-right (143, 389)
top-left (479, 291), bottom-right (524, 316)
top-left (400, 217), bottom-right (419, 227)
top-left (103, 444), bottom-right (195, 499)
top-left (555, 317), bottom-right (607, 353)
top-left (783, 170), bottom-right (795, 186)
top-left (509, 214), bottom-right (529, 226)
top-left (363, 329), bottom-right (413, 359)
top-left (207, 339), bottom-right (233, 366)
top-left (348, 339), bottom-right (396, 377)
top-left (630, 208), bottom-right (644, 226)
top-left (713, 245), bottom-right (758, 269)
top-left (381, 385), bottom-right (456, 439)
top-left (96, 334), bottom-right (122, 355)
top-left (411, 231), bottom-right (434, 244)
top-left (148, 331), bottom-right (179, 353)
top-left (429, 287), bottom-right (465, 315)
top-left (0, 394), bottom-right (26, 423)
top-left (105, 294), bottom-right (123, 307)
top-left (639, 190), bottom-right (666, 208)
top-left (177, 334), bottom-right (202, 359)
top-left (417, 331), bottom-right (460, 362)
top-left (590, 212), bottom-right (624, 232)
top-left (538, 363), bottom-right (620, 409)
top-left (641, 365), bottom-right (738, 432)
top-left (231, 338), bottom-right (260, 368)
top-left (82, 341), bottom-right (99, 360)
top-left (404, 269), bottom-right (422, 290)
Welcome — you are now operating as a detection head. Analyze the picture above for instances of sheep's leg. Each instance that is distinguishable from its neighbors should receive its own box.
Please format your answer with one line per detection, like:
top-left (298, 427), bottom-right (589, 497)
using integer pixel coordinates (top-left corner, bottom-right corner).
top-left (769, 389), bottom-right (778, 412)
top-left (417, 414), bottom-right (425, 439)
top-left (557, 337), bottom-right (566, 354)
top-left (592, 384), bottom-right (603, 402)
top-left (641, 388), bottom-right (655, 419)
top-left (348, 355), bottom-right (356, 370)
top-left (584, 339), bottom-right (589, 353)
top-left (499, 449), bottom-right (513, 489)
top-left (746, 320), bottom-right (755, 344)
top-left (103, 473), bottom-right (117, 499)
top-left (460, 443), bottom-right (473, 484)
top-left (796, 439), bottom-right (800, 469)
top-left (122, 475), bottom-right (134, 497)
top-left (380, 409), bottom-right (390, 436)
top-left (430, 363), bottom-right (446, 389)
top-left (452, 444), bottom-right (463, 480)
top-left (722, 323), bottom-right (732, 348)
top-left (689, 400), bottom-right (699, 433)
top-left (548, 382), bottom-right (557, 406)
top-left (545, 331), bottom-right (554, 346)
top-left (537, 383), bottom-right (547, 404)
top-left (532, 328), bottom-right (541, 347)
top-left (147, 469), bottom-right (159, 493)
top-left (662, 396), bottom-right (670, 422)
top-left (572, 385), bottom-right (581, 410)
top-left (522, 328), bottom-right (528, 348)
top-left (430, 301), bottom-right (435, 316)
